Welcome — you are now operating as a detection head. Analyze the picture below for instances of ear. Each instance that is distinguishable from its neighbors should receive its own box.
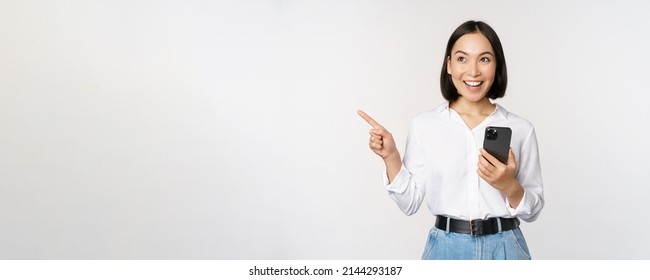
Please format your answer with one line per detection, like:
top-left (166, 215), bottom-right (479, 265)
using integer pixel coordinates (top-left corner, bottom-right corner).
top-left (446, 56), bottom-right (452, 75)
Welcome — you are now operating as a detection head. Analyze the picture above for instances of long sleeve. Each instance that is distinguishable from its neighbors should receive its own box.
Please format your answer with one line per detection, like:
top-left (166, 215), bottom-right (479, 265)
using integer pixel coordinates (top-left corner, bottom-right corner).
top-left (508, 127), bottom-right (545, 222)
top-left (383, 120), bottom-right (427, 216)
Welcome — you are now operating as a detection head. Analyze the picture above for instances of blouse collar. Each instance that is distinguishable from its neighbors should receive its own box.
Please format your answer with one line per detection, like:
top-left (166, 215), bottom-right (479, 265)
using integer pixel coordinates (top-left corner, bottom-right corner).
top-left (438, 101), bottom-right (509, 120)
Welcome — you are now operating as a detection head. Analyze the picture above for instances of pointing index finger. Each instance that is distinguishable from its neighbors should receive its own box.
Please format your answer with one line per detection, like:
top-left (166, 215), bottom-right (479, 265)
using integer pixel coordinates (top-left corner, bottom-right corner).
top-left (357, 110), bottom-right (381, 128)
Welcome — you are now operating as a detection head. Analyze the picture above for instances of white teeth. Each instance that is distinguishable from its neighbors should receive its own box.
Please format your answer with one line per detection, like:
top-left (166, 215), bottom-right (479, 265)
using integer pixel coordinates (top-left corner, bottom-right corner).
top-left (464, 81), bottom-right (482, 87)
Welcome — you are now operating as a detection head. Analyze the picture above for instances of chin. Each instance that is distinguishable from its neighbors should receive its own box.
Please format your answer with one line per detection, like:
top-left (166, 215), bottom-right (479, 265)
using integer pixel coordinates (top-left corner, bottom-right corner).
top-left (459, 93), bottom-right (487, 102)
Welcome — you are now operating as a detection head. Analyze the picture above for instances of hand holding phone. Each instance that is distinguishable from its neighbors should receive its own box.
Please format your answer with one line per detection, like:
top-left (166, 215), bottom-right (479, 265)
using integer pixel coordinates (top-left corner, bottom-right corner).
top-left (479, 126), bottom-right (523, 205)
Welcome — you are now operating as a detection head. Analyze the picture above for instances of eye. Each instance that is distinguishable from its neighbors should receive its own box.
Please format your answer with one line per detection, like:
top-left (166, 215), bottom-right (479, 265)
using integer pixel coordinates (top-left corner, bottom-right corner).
top-left (456, 56), bottom-right (466, 62)
top-left (479, 57), bottom-right (491, 63)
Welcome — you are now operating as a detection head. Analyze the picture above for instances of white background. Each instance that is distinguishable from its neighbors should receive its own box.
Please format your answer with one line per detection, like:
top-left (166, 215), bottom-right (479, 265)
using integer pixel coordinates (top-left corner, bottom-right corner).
top-left (1, 0), bottom-right (649, 259)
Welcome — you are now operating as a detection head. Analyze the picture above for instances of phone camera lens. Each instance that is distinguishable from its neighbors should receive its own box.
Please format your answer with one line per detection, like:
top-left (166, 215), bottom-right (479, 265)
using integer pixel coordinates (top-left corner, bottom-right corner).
top-left (486, 129), bottom-right (497, 140)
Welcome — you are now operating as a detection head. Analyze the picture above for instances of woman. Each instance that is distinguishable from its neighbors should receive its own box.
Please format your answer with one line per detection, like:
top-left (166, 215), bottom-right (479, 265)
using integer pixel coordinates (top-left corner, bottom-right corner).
top-left (358, 20), bottom-right (544, 260)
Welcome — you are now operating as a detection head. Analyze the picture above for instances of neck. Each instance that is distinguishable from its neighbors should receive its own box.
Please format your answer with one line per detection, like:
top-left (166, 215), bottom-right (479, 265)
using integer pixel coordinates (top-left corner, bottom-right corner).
top-left (450, 97), bottom-right (495, 116)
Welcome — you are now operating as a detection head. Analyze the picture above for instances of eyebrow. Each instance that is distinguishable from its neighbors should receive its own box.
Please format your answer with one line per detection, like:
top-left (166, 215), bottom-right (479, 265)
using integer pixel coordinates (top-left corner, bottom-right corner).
top-left (453, 50), bottom-right (495, 57)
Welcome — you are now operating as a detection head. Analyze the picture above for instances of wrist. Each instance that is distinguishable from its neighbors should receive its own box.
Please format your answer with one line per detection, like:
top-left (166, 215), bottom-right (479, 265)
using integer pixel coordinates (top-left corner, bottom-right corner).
top-left (383, 153), bottom-right (401, 170)
top-left (383, 152), bottom-right (402, 184)
top-left (383, 152), bottom-right (400, 162)
top-left (504, 181), bottom-right (523, 199)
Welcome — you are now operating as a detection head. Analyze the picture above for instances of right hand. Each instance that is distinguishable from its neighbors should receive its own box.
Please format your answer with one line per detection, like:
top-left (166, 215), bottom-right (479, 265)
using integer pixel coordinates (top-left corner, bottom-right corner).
top-left (357, 110), bottom-right (399, 160)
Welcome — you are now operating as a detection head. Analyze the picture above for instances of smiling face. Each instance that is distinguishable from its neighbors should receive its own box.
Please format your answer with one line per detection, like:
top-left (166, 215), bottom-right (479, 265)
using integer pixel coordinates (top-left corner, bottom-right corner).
top-left (446, 32), bottom-right (497, 103)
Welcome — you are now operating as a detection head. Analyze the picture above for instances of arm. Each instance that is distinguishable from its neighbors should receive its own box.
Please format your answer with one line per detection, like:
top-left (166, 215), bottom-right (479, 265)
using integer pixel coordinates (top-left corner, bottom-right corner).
top-left (478, 128), bottom-right (544, 222)
top-left (358, 110), bottom-right (426, 215)
top-left (510, 128), bottom-right (544, 222)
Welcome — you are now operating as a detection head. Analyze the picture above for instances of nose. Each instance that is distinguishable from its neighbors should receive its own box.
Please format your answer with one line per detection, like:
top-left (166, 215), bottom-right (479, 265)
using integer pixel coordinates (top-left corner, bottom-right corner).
top-left (468, 62), bottom-right (480, 77)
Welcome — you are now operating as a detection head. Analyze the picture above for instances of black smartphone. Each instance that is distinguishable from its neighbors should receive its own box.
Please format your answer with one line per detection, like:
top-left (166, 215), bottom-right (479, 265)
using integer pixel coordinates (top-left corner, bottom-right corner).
top-left (483, 126), bottom-right (512, 164)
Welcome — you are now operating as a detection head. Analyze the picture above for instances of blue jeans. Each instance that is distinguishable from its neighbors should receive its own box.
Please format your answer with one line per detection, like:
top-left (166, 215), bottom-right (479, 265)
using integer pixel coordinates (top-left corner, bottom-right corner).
top-left (421, 227), bottom-right (531, 260)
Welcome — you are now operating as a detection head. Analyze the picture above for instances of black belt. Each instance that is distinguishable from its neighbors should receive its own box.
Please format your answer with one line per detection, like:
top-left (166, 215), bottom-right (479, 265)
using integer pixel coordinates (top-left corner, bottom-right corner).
top-left (435, 215), bottom-right (520, 237)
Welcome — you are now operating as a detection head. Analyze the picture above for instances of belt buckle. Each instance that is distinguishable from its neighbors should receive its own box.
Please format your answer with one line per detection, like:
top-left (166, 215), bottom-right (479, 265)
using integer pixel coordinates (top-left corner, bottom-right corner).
top-left (470, 219), bottom-right (482, 237)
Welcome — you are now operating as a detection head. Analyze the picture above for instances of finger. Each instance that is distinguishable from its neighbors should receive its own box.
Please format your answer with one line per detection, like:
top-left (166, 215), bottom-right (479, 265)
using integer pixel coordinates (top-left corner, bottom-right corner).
top-left (370, 127), bottom-right (390, 138)
top-left (477, 167), bottom-right (492, 182)
top-left (369, 130), bottom-right (385, 141)
top-left (357, 110), bottom-right (381, 128)
top-left (507, 148), bottom-right (517, 168)
top-left (479, 148), bottom-right (502, 167)
top-left (478, 154), bottom-right (495, 171)
top-left (370, 142), bottom-right (382, 150)
top-left (370, 136), bottom-right (383, 145)
top-left (477, 162), bottom-right (490, 176)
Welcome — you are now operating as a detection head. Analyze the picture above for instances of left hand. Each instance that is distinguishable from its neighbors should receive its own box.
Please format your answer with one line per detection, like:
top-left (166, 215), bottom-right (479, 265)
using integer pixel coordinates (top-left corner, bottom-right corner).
top-left (477, 148), bottom-right (518, 193)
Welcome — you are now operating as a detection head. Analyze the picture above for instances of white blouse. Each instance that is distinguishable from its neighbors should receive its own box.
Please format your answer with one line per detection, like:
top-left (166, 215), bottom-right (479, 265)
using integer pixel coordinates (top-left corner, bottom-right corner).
top-left (383, 102), bottom-right (544, 222)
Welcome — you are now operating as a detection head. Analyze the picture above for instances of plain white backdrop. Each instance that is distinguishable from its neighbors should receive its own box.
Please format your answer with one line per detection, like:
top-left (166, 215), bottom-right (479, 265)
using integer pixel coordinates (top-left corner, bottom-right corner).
top-left (1, 0), bottom-right (649, 259)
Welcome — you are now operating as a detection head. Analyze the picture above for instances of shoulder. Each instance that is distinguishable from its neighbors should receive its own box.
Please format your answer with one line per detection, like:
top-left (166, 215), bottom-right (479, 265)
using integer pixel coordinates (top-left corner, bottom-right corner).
top-left (494, 104), bottom-right (538, 145)
top-left (411, 102), bottom-right (449, 125)
top-left (496, 103), bottom-right (536, 131)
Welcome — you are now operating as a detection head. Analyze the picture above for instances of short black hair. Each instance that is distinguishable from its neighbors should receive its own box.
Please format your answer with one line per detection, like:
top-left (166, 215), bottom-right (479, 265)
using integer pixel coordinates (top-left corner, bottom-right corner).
top-left (440, 20), bottom-right (508, 102)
